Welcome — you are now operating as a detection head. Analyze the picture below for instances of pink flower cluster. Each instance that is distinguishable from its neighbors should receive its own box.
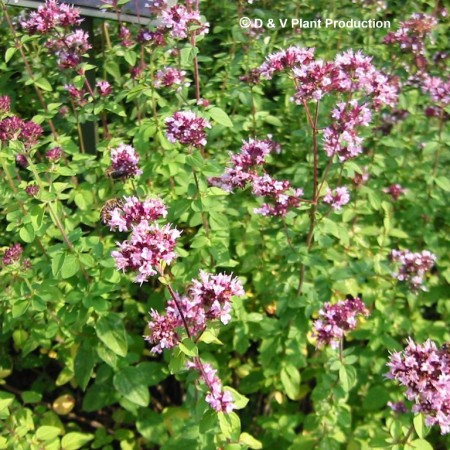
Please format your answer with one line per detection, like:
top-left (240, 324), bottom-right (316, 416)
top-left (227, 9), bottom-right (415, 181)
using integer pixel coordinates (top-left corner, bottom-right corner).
top-left (387, 338), bottom-right (450, 434)
top-left (250, 48), bottom-right (399, 167)
top-left (145, 271), bottom-right (245, 353)
top-left (160, 5), bottom-right (209, 39)
top-left (210, 138), bottom-right (303, 217)
top-left (323, 186), bottom-right (350, 211)
top-left (384, 13), bottom-right (438, 56)
top-left (20, 0), bottom-right (82, 34)
top-left (20, 1), bottom-right (90, 69)
top-left (103, 196), bottom-right (179, 284)
top-left (421, 75), bottom-right (450, 106)
top-left (2, 243), bottom-right (24, 266)
top-left (187, 360), bottom-right (235, 413)
top-left (323, 100), bottom-right (372, 161)
top-left (46, 29), bottom-right (91, 69)
top-left (109, 144), bottom-right (143, 180)
top-left (0, 116), bottom-right (43, 148)
top-left (96, 81), bottom-right (112, 97)
top-left (383, 184), bottom-right (407, 200)
top-left (313, 296), bottom-right (369, 348)
top-left (104, 196), bottom-right (167, 232)
top-left (154, 67), bottom-right (189, 90)
top-left (46, 146), bottom-right (63, 162)
top-left (390, 249), bottom-right (436, 293)
top-left (165, 111), bottom-right (211, 147)
top-left (0, 95), bottom-right (11, 116)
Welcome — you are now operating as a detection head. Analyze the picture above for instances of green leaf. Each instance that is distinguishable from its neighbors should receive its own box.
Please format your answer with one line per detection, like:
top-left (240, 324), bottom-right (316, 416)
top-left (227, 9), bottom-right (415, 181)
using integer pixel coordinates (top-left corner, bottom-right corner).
top-left (178, 339), bottom-right (198, 357)
top-left (34, 77), bottom-right (53, 92)
top-left (409, 439), bottom-right (433, 450)
top-left (22, 391), bottom-right (42, 404)
top-left (95, 314), bottom-right (128, 357)
top-left (339, 365), bottom-right (357, 393)
top-left (5, 47), bottom-right (16, 63)
top-left (74, 345), bottom-right (96, 391)
top-left (113, 366), bottom-right (150, 407)
top-left (218, 411), bottom-right (241, 441)
top-left (19, 223), bottom-right (35, 243)
top-left (280, 366), bottom-right (301, 400)
top-left (36, 426), bottom-right (61, 441)
top-left (61, 254), bottom-right (80, 279)
top-left (224, 387), bottom-right (248, 410)
top-left (239, 432), bottom-right (263, 449)
top-left (51, 252), bottom-right (65, 277)
top-left (414, 414), bottom-right (425, 439)
top-left (209, 107), bottom-right (233, 127)
top-left (61, 432), bottom-right (94, 450)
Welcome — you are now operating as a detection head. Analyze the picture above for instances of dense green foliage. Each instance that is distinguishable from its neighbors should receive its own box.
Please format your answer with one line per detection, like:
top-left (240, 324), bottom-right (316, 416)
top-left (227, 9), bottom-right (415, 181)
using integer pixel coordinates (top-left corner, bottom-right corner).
top-left (0, 0), bottom-right (449, 449)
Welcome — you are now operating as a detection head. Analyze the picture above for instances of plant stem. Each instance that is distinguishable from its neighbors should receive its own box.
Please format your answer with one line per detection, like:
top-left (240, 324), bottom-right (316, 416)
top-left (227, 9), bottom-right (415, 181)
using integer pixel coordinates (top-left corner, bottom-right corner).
top-left (297, 101), bottom-right (320, 296)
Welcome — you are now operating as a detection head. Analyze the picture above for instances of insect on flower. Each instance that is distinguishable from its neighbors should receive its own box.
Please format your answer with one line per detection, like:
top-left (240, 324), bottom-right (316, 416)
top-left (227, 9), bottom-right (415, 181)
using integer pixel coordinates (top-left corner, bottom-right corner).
top-left (100, 198), bottom-right (124, 225)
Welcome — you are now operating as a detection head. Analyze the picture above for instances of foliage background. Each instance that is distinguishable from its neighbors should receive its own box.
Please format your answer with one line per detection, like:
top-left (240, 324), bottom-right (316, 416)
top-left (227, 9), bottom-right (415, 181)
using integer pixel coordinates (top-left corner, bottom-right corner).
top-left (0, 0), bottom-right (449, 449)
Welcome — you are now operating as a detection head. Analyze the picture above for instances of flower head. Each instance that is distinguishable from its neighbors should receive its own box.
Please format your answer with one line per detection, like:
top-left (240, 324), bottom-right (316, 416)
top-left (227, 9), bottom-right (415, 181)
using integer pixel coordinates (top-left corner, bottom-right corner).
top-left (46, 146), bottom-right (63, 162)
top-left (109, 144), bottom-right (143, 180)
top-left (323, 186), bottom-right (350, 211)
top-left (313, 296), bottom-right (369, 348)
top-left (390, 249), bottom-right (436, 293)
top-left (387, 338), bottom-right (450, 434)
top-left (165, 111), bottom-right (211, 147)
top-left (2, 243), bottom-right (24, 265)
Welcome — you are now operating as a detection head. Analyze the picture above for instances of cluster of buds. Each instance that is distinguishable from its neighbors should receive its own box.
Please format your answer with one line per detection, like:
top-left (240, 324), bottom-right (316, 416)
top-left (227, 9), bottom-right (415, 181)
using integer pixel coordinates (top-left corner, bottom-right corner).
top-left (2, 243), bottom-right (32, 270)
top-left (165, 111), bottom-right (211, 147)
top-left (313, 295), bottom-right (369, 348)
top-left (0, 115), bottom-right (43, 148)
top-left (209, 137), bottom-right (304, 217)
top-left (387, 338), bottom-right (450, 434)
top-left (102, 196), bottom-right (179, 284)
top-left (390, 249), bottom-right (436, 293)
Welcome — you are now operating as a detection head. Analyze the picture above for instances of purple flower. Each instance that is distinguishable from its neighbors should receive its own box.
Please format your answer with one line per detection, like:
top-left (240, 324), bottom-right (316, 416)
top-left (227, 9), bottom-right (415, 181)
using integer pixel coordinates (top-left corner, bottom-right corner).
top-left (0, 116), bottom-right (42, 147)
top-left (16, 154), bottom-right (28, 168)
top-left (186, 360), bottom-right (236, 413)
top-left (384, 13), bottom-right (438, 56)
top-left (154, 67), bottom-right (189, 90)
top-left (323, 100), bottom-right (371, 161)
top-left (111, 221), bottom-right (181, 284)
top-left (421, 75), bottom-right (450, 106)
top-left (2, 243), bottom-right (24, 265)
top-left (146, 0), bottom-right (169, 15)
top-left (323, 186), bottom-right (350, 211)
top-left (313, 296), bottom-right (369, 348)
top-left (387, 338), bottom-right (450, 434)
top-left (258, 46), bottom-right (315, 80)
top-left (103, 196), bottom-right (167, 232)
top-left (165, 111), bottom-right (211, 147)
top-left (0, 95), bottom-right (11, 116)
top-left (160, 5), bottom-right (209, 39)
top-left (20, 0), bottom-right (82, 34)
top-left (387, 401), bottom-right (408, 414)
top-left (119, 26), bottom-right (134, 47)
top-left (390, 249), bottom-right (436, 293)
top-left (383, 184), bottom-right (407, 200)
top-left (46, 146), bottom-right (63, 162)
top-left (96, 81), bottom-right (112, 96)
top-left (25, 184), bottom-right (39, 196)
top-left (145, 308), bottom-right (181, 354)
top-left (189, 271), bottom-right (244, 325)
top-left (109, 144), bottom-right (142, 180)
